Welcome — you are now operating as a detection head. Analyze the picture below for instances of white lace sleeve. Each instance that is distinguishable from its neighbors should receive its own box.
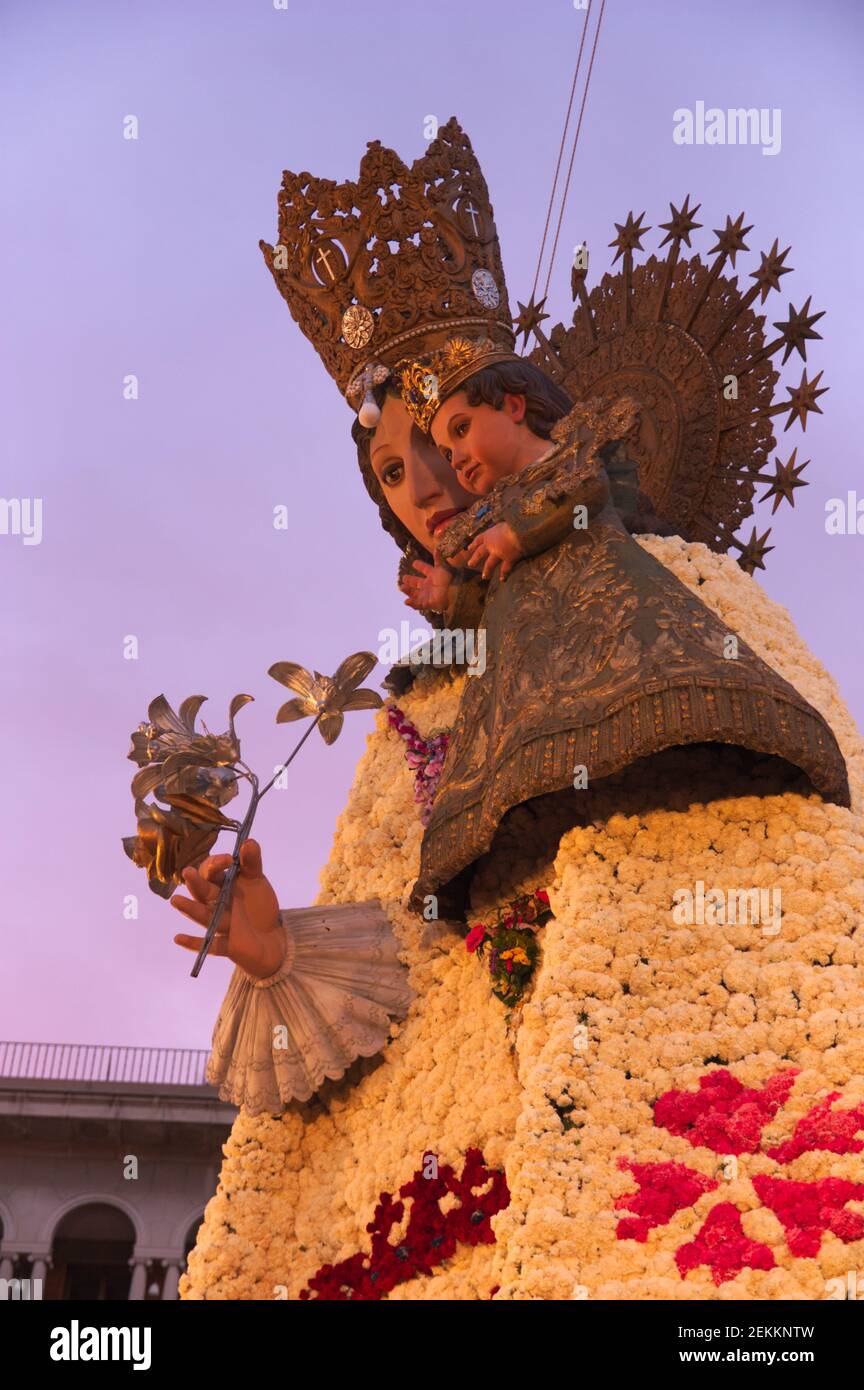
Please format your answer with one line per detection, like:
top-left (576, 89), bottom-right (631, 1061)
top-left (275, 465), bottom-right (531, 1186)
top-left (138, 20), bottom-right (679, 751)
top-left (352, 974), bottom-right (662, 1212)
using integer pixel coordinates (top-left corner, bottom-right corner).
top-left (205, 902), bottom-right (414, 1115)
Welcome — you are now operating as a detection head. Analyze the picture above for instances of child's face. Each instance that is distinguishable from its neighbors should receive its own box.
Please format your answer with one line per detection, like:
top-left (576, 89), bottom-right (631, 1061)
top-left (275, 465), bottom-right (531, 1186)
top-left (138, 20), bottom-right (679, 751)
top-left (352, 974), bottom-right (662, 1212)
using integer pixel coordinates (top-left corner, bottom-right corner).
top-left (431, 390), bottom-right (529, 495)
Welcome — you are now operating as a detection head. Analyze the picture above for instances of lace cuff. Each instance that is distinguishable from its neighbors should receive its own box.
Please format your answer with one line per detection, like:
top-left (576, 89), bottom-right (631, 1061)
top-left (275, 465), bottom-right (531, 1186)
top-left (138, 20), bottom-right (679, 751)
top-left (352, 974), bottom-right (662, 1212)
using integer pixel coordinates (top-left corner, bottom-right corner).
top-left (205, 902), bottom-right (414, 1114)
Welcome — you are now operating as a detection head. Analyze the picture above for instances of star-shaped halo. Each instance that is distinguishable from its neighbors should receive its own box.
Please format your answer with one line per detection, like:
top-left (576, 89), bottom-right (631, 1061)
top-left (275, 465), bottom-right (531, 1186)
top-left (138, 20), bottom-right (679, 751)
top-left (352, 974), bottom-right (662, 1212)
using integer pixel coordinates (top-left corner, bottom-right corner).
top-left (608, 211), bottom-right (651, 263)
top-left (783, 369), bottom-right (828, 433)
top-left (759, 450), bottom-right (809, 513)
top-left (657, 195), bottom-right (702, 249)
top-left (512, 295), bottom-right (549, 349)
top-left (707, 212), bottom-right (753, 268)
top-left (749, 238), bottom-right (793, 303)
top-left (735, 527), bottom-right (775, 575)
top-left (772, 297), bottom-right (825, 365)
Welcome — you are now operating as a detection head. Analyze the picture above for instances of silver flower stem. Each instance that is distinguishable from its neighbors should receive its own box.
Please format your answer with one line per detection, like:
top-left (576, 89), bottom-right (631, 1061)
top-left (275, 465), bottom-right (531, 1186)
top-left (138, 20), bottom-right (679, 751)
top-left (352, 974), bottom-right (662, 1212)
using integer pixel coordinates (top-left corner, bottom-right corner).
top-left (259, 713), bottom-right (322, 797)
top-left (190, 714), bottom-right (322, 977)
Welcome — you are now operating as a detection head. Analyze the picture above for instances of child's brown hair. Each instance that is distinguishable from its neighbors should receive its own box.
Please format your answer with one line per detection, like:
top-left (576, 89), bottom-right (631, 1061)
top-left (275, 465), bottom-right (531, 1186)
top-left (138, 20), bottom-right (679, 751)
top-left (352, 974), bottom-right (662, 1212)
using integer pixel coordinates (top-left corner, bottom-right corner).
top-left (460, 359), bottom-right (573, 437)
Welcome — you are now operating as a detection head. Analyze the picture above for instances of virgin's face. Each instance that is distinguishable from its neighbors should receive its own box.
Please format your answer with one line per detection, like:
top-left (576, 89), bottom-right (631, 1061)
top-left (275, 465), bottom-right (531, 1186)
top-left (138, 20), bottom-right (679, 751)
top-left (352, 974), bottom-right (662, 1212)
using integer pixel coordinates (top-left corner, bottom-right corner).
top-left (369, 394), bottom-right (474, 548)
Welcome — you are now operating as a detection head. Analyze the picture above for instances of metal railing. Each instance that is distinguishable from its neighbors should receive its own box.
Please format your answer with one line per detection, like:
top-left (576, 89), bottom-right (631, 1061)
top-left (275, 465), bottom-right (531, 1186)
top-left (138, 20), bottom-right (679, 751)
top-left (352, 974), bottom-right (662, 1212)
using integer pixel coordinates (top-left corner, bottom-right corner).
top-left (0, 1041), bottom-right (211, 1086)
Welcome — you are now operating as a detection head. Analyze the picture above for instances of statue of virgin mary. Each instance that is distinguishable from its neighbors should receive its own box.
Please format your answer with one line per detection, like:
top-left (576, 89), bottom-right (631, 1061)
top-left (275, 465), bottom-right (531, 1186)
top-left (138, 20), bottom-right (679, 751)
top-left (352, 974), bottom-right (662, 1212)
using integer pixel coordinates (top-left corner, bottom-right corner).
top-left (180, 120), bottom-right (864, 1302)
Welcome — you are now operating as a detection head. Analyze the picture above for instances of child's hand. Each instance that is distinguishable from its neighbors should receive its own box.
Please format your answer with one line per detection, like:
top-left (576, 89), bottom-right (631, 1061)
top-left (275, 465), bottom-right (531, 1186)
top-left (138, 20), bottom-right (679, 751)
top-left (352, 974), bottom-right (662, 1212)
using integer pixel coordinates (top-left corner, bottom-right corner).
top-left (400, 551), bottom-right (454, 614)
top-left (465, 522), bottom-right (524, 581)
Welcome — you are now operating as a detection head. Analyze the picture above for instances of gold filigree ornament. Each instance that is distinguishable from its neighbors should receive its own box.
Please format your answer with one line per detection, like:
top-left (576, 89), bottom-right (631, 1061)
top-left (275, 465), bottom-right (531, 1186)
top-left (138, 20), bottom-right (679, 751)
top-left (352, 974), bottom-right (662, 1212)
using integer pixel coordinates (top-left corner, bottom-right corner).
top-left (341, 304), bottom-right (375, 350)
top-left (396, 335), bottom-right (521, 432)
top-left (397, 358), bottom-right (444, 434)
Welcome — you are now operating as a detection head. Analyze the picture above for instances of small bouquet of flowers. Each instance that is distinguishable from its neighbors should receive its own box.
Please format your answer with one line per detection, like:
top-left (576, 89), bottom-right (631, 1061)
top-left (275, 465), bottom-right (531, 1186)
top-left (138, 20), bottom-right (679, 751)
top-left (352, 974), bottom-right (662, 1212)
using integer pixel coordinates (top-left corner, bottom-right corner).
top-left (385, 705), bottom-right (450, 825)
top-left (464, 889), bottom-right (552, 1007)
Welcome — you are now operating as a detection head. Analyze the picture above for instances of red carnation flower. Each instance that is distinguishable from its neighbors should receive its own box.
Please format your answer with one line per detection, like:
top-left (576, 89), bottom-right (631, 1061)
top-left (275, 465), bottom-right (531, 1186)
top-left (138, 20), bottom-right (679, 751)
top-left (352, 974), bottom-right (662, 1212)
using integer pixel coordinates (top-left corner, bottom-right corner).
top-left (465, 923), bottom-right (487, 954)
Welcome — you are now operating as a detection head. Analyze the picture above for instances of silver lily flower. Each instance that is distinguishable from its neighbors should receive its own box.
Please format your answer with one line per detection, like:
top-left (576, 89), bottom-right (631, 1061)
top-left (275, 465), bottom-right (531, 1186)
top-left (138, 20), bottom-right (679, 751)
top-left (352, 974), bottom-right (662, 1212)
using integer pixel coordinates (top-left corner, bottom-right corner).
top-left (268, 651), bottom-right (383, 745)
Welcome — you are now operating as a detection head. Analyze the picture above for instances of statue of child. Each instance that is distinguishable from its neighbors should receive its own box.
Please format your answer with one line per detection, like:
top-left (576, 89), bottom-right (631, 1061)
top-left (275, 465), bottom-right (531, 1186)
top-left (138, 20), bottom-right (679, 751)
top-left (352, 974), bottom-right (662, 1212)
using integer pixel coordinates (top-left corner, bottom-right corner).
top-left (397, 348), bottom-right (849, 916)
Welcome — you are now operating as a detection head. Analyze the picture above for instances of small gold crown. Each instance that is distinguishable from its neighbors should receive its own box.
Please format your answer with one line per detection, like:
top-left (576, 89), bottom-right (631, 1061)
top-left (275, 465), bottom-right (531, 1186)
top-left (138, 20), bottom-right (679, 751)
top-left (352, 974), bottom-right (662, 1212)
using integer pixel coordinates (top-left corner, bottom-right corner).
top-left (260, 118), bottom-right (515, 409)
top-left (396, 336), bottom-right (521, 433)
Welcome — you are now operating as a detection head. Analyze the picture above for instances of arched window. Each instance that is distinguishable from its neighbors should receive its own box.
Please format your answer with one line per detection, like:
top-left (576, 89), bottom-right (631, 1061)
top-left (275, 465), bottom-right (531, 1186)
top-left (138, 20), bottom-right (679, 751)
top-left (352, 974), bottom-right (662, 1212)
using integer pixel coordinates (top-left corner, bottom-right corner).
top-left (49, 1203), bottom-right (136, 1301)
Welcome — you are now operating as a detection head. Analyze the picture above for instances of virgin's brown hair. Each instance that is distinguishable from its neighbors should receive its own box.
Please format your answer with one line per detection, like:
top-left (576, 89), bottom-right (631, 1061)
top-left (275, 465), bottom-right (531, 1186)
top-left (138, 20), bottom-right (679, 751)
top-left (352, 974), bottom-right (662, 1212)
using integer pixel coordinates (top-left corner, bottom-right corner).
top-left (351, 382), bottom-right (421, 557)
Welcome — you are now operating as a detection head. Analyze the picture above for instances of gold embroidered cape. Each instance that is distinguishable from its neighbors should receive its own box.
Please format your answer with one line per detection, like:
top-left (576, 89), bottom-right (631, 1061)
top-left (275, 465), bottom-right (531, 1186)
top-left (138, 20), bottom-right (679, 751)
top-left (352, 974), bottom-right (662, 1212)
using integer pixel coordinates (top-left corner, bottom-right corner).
top-left (409, 400), bottom-right (850, 913)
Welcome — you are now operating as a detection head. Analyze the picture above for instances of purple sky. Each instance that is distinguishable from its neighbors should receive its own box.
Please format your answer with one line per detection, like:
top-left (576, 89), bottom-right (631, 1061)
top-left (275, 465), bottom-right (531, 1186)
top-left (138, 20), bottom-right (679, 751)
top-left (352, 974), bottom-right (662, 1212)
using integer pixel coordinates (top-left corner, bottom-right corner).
top-left (2, 0), bottom-right (861, 1050)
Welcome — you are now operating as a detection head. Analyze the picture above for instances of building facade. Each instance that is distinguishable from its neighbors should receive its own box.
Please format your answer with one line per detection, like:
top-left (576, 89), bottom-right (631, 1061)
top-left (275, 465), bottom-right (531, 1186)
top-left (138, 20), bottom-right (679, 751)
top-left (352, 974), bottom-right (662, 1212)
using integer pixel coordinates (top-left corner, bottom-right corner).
top-left (0, 1041), bottom-right (235, 1300)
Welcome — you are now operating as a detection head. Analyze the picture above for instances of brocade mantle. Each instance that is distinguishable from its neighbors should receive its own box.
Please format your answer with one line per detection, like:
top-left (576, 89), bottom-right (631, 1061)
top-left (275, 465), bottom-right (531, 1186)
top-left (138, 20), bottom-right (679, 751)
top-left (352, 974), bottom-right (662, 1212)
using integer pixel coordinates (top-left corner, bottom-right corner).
top-left (409, 403), bottom-right (850, 913)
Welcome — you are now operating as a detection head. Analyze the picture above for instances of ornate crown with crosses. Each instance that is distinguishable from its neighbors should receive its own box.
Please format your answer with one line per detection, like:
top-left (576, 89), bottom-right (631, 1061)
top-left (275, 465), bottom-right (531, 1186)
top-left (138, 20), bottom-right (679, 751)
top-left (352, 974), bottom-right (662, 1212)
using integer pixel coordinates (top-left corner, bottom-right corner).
top-left (263, 122), bottom-right (830, 576)
top-left (260, 118), bottom-right (519, 426)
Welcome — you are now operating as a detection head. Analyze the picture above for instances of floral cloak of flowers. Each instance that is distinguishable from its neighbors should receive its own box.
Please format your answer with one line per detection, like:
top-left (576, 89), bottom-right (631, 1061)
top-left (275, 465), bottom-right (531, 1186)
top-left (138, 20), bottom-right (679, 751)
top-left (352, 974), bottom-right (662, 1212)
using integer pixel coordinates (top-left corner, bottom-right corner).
top-left (179, 538), bottom-right (864, 1302)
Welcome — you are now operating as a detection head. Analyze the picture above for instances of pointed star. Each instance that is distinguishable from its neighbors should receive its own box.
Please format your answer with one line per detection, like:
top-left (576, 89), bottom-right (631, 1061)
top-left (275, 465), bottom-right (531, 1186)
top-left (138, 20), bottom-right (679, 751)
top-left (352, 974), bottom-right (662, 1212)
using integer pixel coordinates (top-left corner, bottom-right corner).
top-left (749, 238), bottom-right (793, 303)
top-left (759, 449), bottom-right (810, 513)
top-left (658, 195), bottom-right (702, 249)
top-left (772, 296), bottom-right (825, 365)
top-left (512, 295), bottom-right (549, 348)
top-left (608, 211), bottom-right (651, 264)
top-left (707, 212), bottom-right (753, 268)
top-left (736, 526), bottom-right (775, 575)
top-left (783, 369), bottom-right (829, 432)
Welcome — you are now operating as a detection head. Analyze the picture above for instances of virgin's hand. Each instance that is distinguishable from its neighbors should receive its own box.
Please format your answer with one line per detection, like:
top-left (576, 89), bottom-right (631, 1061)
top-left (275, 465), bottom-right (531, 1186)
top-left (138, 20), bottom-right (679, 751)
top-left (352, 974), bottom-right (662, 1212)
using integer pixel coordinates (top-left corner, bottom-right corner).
top-left (170, 838), bottom-right (284, 980)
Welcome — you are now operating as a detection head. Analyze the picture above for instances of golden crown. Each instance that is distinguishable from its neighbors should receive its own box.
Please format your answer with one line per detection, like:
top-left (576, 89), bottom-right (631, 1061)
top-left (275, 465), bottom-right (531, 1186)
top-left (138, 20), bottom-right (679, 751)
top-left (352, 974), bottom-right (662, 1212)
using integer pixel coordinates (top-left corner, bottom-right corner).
top-left (395, 335), bottom-right (522, 433)
top-left (260, 118), bottom-right (516, 418)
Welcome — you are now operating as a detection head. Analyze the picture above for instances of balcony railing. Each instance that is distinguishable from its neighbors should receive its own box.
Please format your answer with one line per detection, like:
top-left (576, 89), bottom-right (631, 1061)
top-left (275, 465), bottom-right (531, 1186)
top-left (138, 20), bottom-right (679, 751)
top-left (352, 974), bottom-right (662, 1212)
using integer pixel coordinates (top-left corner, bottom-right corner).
top-left (0, 1041), bottom-right (211, 1086)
